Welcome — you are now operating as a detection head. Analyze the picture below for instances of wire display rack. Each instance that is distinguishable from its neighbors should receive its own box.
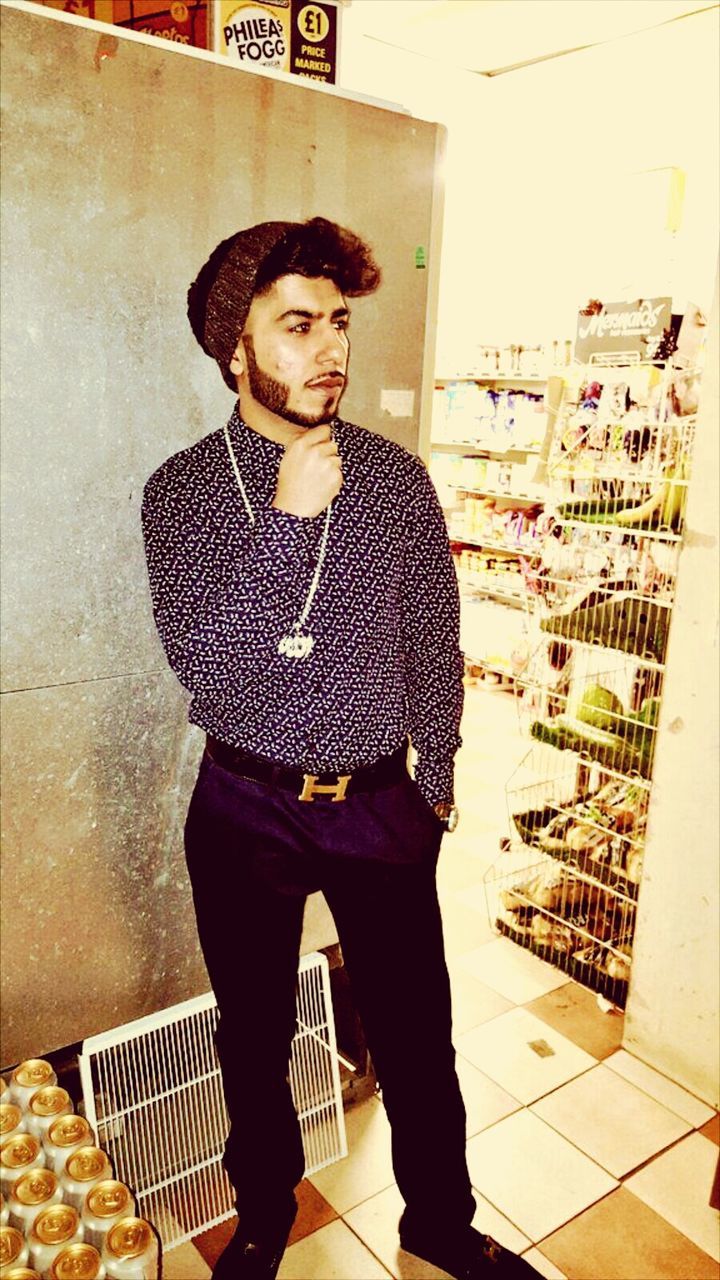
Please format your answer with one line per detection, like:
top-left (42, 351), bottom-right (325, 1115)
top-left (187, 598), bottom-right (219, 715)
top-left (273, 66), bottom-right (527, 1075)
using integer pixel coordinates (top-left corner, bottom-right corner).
top-left (485, 352), bottom-right (703, 1008)
top-left (78, 952), bottom-right (346, 1252)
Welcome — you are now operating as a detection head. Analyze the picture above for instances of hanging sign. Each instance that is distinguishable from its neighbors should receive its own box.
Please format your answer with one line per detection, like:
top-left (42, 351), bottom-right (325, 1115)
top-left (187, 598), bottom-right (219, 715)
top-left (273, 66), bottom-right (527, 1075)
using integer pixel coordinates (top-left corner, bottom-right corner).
top-left (575, 297), bottom-right (672, 362)
top-left (289, 1), bottom-right (338, 83)
top-left (216, 0), bottom-right (291, 71)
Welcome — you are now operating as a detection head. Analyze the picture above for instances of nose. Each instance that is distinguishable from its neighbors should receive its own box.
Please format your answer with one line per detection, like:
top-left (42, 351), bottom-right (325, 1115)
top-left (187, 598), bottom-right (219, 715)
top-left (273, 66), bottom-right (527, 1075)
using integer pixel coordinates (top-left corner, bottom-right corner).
top-left (317, 322), bottom-right (348, 367)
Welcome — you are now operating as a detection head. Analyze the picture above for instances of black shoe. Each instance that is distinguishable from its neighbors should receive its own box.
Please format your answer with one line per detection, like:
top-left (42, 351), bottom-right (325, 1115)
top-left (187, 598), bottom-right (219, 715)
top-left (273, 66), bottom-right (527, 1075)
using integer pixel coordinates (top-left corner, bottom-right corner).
top-left (400, 1223), bottom-right (543, 1278)
top-left (212, 1221), bottom-right (292, 1279)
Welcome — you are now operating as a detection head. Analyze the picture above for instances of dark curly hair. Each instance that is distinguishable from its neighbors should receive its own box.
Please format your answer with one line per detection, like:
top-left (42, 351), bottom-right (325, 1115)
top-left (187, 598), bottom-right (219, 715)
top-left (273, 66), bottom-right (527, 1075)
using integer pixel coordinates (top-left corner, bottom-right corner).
top-left (254, 216), bottom-right (381, 298)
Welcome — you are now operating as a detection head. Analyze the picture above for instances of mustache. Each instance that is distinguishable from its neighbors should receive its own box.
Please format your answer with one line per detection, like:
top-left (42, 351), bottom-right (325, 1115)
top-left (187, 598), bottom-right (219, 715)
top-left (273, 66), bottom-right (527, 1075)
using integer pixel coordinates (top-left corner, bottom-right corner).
top-left (305, 372), bottom-right (346, 387)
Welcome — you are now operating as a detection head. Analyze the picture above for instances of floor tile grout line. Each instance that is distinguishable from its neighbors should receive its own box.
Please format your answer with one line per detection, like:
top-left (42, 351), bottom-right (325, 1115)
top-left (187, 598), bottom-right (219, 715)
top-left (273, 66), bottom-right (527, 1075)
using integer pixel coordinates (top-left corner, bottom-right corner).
top-left (338, 1214), bottom-right (397, 1279)
top-left (617, 1125), bottom-right (718, 1183)
top-left (602, 1053), bottom-right (719, 1127)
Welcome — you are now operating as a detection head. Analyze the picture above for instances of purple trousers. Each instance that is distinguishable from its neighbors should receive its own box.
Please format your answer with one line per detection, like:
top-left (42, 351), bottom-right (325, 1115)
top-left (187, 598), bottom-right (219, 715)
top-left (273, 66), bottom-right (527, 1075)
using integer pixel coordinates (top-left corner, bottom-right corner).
top-left (183, 748), bottom-right (475, 1237)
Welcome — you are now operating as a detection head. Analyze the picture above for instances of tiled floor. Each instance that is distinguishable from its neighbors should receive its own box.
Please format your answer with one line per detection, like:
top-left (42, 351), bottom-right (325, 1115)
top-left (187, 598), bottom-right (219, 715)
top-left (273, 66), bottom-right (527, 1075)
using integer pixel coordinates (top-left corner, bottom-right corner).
top-left (178, 686), bottom-right (718, 1280)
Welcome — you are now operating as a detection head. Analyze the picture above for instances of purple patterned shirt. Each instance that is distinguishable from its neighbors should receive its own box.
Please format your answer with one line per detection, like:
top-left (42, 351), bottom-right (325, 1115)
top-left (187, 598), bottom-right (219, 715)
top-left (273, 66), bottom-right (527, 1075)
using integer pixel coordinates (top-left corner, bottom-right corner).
top-left (142, 406), bottom-right (463, 804)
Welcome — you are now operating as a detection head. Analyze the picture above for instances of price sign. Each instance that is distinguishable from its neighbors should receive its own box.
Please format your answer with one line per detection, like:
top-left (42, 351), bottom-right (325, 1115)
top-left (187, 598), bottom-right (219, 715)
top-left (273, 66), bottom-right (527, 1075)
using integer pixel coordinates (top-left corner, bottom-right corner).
top-left (290, 0), bottom-right (338, 83)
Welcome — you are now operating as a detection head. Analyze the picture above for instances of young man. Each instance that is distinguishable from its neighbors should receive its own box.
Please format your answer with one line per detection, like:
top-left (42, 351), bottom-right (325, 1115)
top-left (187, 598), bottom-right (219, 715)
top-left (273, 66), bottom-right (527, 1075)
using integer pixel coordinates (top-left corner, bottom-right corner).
top-left (142, 218), bottom-right (538, 1279)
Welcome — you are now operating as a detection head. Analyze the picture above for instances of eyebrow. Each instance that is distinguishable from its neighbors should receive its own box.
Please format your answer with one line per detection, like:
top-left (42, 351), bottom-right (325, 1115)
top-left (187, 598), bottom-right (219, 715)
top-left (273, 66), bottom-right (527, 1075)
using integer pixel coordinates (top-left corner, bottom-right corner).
top-left (276, 306), bottom-right (350, 322)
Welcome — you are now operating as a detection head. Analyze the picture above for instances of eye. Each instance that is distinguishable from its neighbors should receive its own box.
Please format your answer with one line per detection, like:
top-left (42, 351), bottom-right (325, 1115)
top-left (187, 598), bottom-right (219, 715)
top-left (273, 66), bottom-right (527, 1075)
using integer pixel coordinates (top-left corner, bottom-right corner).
top-left (334, 317), bottom-right (349, 332)
top-left (289, 322), bottom-right (311, 334)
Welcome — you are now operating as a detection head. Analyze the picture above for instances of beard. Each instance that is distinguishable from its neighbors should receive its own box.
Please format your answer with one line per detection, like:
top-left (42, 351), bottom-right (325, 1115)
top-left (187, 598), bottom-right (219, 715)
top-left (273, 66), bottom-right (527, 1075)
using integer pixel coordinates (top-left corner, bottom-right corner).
top-left (241, 336), bottom-right (344, 428)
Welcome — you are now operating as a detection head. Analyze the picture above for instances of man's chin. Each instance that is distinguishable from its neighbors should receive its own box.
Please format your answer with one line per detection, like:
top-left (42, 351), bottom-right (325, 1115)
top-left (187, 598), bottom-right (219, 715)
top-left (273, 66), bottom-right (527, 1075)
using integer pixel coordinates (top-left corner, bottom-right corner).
top-left (280, 398), bottom-right (340, 428)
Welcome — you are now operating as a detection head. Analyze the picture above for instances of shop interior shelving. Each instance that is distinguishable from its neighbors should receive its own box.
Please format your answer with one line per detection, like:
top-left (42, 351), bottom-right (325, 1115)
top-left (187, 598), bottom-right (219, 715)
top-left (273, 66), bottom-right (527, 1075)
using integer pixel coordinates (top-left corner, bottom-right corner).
top-left (431, 368), bottom-right (554, 679)
top-left (484, 354), bottom-right (702, 1006)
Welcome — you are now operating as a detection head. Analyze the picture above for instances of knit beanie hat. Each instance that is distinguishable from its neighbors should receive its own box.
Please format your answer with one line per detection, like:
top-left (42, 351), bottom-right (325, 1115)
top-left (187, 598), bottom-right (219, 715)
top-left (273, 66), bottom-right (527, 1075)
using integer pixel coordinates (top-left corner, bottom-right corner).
top-left (188, 220), bottom-right (293, 390)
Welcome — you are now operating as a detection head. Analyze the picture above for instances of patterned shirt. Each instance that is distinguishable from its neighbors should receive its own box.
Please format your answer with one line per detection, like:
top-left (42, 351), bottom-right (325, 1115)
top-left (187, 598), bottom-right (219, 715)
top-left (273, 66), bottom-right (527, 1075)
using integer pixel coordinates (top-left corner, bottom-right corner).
top-left (142, 405), bottom-right (463, 804)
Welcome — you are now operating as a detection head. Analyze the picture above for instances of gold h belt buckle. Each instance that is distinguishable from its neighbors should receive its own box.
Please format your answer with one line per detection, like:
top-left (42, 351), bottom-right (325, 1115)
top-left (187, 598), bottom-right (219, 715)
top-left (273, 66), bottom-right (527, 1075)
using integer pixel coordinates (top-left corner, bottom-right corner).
top-left (298, 773), bottom-right (352, 802)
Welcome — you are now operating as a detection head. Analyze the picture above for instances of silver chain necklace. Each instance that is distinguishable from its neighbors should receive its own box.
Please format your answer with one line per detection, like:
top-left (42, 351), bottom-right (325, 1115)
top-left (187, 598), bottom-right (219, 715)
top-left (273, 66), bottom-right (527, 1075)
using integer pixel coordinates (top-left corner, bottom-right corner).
top-left (223, 420), bottom-right (332, 659)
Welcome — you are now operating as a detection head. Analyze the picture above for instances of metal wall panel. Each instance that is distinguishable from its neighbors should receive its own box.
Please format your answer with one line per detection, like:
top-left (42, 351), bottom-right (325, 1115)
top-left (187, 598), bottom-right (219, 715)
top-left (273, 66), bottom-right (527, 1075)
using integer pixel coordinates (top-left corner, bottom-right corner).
top-left (0, 3), bottom-right (443, 1065)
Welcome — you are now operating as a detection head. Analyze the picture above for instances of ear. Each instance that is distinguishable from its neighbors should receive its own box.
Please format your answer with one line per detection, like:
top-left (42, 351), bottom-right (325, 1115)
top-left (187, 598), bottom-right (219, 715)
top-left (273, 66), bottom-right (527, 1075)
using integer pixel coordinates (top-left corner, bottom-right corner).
top-left (229, 339), bottom-right (246, 380)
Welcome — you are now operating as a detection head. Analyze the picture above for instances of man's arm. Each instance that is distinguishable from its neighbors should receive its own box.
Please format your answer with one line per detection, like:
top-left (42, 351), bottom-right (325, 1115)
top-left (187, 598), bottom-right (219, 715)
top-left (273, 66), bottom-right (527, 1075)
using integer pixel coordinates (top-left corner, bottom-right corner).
top-left (401, 458), bottom-right (464, 805)
top-left (141, 465), bottom-right (316, 696)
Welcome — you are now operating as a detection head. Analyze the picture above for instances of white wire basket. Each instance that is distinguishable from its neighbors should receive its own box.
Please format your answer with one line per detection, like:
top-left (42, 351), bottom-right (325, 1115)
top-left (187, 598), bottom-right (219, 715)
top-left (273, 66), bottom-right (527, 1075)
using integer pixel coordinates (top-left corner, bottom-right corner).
top-left (515, 643), bottom-right (662, 783)
top-left (78, 951), bottom-right (346, 1252)
top-left (484, 840), bottom-right (636, 1007)
top-left (483, 742), bottom-right (648, 1008)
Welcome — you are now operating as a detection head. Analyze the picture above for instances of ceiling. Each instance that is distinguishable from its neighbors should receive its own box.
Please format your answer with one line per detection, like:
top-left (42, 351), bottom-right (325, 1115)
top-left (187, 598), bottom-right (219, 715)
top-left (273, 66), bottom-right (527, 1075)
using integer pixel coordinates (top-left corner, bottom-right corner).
top-left (344, 0), bottom-right (719, 76)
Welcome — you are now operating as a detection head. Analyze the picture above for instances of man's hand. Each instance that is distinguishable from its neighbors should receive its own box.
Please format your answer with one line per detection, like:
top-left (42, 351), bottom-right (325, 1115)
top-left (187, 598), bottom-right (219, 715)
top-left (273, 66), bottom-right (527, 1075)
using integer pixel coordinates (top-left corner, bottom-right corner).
top-left (273, 425), bottom-right (343, 519)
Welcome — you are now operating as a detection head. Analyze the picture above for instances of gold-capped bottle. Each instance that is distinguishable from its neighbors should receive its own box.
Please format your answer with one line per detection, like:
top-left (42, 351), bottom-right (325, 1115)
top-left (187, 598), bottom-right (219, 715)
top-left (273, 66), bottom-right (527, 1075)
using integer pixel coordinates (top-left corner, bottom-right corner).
top-left (28, 1204), bottom-right (84, 1276)
top-left (0, 1224), bottom-right (30, 1272)
top-left (8, 1063), bottom-right (57, 1113)
top-left (0, 1106), bottom-right (25, 1145)
top-left (25, 1090), bottom-right (73, 1144)
top-left (43, 1116), bottom-right (95, 1175)
top-left (49, 1242), bottom-right (107, 1278)
top-left (8, 1168), bottom-right (64, 1235)
top-left (101, 1218), bottom-right (159, 1279)
top-left (0, 1136), bottom-right (45, 1195)
top-left (0, 1193), bottom-right (8, 1227)
top-left (0, 1269), bottom-right (41, 1280)
top-left (82, 1182), bottom-right (135, 1251)
top-left (60, 1149), bottom-right (112, 1212)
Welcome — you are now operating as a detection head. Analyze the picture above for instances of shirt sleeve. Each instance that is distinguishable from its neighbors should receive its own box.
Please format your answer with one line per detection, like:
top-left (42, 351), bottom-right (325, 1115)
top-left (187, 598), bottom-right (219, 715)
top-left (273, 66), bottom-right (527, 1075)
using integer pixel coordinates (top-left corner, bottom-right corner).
top-left (141, 465), bottom-right (317, 696)
top-left (402, 457), bottom-right (464, 805)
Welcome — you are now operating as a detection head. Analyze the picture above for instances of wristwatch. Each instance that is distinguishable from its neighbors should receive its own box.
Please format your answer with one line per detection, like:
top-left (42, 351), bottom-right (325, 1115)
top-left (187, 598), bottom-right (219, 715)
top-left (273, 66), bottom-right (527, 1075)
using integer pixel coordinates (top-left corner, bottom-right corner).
top-left (433, 802), bottom-right (460, 833)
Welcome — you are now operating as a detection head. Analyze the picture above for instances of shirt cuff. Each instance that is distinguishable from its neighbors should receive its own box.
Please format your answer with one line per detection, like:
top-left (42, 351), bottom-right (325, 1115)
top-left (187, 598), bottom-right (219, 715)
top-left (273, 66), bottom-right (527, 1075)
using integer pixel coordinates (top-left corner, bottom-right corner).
top-left (414, 755), bottom-right (455, 807)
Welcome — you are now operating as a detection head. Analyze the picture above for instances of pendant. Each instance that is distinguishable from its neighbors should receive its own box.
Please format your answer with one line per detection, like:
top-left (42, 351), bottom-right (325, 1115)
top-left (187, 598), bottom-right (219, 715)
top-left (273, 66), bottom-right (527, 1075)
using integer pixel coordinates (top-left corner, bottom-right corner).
top-left (278, 628), bottom-right (315, 659)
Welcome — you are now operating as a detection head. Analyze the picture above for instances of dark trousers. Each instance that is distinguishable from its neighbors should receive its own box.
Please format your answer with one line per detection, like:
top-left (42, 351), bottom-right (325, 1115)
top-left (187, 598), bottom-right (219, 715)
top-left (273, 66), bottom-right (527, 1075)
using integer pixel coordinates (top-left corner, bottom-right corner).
top-left (183, 749), bottom-right (475, 1236)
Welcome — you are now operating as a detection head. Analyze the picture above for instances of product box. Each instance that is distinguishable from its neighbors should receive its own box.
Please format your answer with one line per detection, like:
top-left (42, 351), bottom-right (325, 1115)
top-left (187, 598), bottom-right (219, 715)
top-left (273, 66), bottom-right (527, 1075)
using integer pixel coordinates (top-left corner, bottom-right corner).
top-left (36, 1), bottom-right (208, 49)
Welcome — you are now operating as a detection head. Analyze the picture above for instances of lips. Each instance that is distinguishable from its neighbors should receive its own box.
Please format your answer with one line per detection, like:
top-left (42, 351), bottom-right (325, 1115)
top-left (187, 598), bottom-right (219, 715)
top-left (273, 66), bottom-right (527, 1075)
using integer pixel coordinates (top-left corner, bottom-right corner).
top-left (307, 374), bottom-right (345, 389)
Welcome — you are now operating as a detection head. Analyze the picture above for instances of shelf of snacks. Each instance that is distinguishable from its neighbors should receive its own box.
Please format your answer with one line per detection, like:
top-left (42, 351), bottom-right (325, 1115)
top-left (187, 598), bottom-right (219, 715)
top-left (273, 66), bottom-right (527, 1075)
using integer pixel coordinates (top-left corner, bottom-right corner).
top-left (461, 598), bottom-right (532, 686)
top-left (435, 338), bottom-right (573, 384)
top-left (484, 322), bottom-right (706, 1007)
top-left (431, 380), bottom-right (548, 455)
top-left (447, 495), bottom-right (551, 555)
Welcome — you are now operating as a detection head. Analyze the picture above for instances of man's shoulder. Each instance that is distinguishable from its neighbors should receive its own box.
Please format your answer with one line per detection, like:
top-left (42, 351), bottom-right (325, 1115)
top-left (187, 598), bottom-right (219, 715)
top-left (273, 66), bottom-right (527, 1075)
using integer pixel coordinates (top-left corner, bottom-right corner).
top-left (336, 419), bottom-right (427, 479)
top-left (143, 428), bottom-right (223, 507)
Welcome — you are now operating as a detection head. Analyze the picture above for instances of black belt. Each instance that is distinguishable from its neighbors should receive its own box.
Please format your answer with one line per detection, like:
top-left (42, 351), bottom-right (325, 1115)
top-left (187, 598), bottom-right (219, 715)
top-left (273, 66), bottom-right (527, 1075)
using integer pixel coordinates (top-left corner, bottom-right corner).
top-left (205, 736), bottom-right (409, 802)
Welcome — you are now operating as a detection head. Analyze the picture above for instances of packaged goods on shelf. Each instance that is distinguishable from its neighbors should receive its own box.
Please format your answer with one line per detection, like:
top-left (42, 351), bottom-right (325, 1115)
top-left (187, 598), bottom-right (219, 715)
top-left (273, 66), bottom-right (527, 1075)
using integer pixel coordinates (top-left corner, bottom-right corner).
top-left (460, 598), bottom-right (530, 680)
top-left (432, 381), bottom-right (546, 451)
top-left (484, 348), bottom-right (705, 1008)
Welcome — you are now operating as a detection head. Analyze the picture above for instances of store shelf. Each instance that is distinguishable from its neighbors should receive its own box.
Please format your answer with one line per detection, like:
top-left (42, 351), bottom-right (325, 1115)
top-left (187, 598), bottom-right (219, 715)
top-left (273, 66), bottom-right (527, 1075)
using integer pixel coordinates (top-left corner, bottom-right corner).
top-left (464, 653), bottom-right (518, 680)
top-left (430, 441), bottom-right (541, 457)
top-left (461, 583), bottom-right (527, 609)
top-left (447, 485), bottom-right (545, 504)
top-left (555, 516), bottom-right (683, 544)
top-left (535, 628), bottom-right (669, 674)
top-left (435, 373), bottom-right (548, 385)
top-left (452, 535), bottom-right (541, 557)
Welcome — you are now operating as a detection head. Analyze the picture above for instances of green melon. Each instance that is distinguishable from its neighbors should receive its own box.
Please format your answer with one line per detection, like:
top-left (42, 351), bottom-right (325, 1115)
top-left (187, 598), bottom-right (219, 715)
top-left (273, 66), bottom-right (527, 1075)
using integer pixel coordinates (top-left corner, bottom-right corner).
top-left (577, 684), bottom-right (626, 732)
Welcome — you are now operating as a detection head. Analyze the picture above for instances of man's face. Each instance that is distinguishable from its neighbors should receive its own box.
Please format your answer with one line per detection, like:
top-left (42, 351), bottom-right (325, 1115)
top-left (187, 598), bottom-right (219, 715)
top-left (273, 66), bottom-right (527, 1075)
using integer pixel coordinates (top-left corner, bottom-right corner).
top-left (231, 274), bottom-right (350, 428)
